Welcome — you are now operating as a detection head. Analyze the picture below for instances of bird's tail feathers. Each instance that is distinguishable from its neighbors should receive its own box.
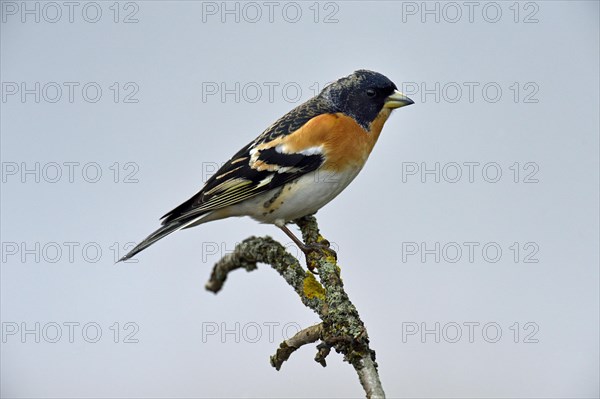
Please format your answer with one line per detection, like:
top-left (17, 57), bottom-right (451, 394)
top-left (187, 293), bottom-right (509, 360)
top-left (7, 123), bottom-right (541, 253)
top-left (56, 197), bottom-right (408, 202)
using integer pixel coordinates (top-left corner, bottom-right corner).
top-left (117, 215), bottom-right (205, 263)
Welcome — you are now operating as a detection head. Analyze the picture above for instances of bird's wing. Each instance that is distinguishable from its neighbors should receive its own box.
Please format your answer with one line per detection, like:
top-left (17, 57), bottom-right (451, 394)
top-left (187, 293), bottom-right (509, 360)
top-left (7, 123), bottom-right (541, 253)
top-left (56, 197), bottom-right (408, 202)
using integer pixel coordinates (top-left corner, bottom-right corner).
top-left (160, 98), bottom-right (338, 225)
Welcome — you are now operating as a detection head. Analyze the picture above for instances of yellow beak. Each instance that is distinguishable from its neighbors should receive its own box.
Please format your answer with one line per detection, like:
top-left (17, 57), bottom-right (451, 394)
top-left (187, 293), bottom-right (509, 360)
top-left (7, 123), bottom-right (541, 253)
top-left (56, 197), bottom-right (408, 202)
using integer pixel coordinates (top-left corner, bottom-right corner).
top-left (384, 90), bottom-right (414, 109)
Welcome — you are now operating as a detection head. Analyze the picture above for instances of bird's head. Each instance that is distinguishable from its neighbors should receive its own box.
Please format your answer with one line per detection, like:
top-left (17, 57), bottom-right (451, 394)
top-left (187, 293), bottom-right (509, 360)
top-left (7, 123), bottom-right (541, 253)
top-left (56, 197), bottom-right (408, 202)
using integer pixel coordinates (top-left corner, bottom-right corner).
top-left (321, 69), bottom-right (413, 131)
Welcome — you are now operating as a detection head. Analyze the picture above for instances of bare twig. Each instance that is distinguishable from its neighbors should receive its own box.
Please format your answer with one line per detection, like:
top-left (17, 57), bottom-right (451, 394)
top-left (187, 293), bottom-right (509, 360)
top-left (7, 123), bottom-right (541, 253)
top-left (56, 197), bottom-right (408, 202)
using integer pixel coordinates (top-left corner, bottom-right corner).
top-left (270, 323), bottom-right (324, 370)
top-left (205, 215), bottom-right (385, 398)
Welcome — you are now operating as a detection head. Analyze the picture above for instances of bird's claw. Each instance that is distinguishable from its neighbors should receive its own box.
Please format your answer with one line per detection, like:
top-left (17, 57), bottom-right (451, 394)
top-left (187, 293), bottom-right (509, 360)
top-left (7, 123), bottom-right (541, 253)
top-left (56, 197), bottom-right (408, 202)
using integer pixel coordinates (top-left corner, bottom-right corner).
top-left (302, 243), bottom-right (337, 272)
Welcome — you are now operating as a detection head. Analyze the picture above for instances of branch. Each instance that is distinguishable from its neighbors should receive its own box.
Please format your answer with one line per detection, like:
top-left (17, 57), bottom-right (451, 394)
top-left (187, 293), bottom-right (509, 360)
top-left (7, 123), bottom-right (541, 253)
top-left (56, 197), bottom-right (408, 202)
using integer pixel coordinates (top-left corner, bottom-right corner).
top-left (205, 215), bottom-right (385, 398)
top-left (204, 235), bottom-right (324, 313)
top-left (270, 323), bottom-right (323, 370)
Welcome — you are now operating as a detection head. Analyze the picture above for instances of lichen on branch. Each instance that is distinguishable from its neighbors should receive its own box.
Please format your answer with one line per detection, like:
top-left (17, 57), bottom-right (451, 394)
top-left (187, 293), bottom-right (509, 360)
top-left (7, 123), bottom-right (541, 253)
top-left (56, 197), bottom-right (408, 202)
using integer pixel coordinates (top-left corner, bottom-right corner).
top-left (205, 215), bottom-right (385, 399)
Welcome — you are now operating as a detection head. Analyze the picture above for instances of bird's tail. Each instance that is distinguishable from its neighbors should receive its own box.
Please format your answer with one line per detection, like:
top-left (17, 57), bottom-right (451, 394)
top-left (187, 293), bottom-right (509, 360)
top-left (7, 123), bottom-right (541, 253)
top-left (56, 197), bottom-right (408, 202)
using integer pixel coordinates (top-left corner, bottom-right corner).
top-left (117, 216), bottom-right (202, 262)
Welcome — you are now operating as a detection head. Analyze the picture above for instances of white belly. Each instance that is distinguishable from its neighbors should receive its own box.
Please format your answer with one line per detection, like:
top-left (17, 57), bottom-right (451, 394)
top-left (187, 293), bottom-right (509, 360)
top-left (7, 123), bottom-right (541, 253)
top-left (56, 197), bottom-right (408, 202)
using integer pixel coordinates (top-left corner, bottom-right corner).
top-left (226, 167), bottom-right (363, 225)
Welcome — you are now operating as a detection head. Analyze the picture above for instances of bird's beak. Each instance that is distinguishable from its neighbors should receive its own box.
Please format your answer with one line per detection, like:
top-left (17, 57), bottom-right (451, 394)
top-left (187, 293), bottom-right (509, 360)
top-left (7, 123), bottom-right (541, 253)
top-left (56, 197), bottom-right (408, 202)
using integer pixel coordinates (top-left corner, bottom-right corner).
top-left (384, 90), bottom-right (414, 109)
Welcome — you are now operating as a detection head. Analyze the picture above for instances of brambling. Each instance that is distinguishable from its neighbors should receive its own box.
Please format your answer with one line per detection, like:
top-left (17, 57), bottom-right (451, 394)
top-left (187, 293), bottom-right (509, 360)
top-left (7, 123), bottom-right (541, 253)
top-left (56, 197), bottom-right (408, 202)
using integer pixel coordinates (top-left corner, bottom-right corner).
top-left (119, 70), bottom-right (413, 263)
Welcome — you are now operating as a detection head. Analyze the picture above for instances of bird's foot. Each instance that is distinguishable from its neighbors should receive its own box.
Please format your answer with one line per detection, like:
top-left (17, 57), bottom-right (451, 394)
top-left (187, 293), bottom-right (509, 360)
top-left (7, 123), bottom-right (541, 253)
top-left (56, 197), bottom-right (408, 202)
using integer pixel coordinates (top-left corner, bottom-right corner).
top-left (300, 241), bottom-right (337, 272)
top-left (277, 224), bottom-right (337, 272)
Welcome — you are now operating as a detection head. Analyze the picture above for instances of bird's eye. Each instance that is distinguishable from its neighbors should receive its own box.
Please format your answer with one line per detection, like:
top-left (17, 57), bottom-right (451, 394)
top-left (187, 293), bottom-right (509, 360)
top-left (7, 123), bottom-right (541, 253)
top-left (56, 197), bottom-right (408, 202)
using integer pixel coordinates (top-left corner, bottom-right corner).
top-left (366, 89), bottom-right (377, 98)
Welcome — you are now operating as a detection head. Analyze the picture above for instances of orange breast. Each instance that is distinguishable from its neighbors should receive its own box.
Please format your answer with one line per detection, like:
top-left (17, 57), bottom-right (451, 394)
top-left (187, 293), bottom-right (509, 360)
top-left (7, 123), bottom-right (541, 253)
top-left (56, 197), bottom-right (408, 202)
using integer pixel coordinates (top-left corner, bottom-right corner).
top-left (259, 109), bottom-right (392, 172)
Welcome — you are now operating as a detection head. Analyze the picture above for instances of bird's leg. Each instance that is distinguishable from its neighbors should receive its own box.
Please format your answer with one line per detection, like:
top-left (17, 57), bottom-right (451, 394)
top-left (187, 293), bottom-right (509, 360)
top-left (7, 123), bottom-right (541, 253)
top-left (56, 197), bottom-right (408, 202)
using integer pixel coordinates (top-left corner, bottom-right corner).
top-left (277, 224), bottom-right (337, 271)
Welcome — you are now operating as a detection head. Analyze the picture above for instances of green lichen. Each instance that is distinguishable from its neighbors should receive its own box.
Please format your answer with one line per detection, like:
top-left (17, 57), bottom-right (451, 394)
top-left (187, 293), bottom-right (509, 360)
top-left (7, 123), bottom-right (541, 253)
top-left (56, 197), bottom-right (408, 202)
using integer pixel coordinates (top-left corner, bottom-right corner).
top-left (325, 255), bottom-right (338, 265)
top-left (303, 272), bottom-right (326, 300)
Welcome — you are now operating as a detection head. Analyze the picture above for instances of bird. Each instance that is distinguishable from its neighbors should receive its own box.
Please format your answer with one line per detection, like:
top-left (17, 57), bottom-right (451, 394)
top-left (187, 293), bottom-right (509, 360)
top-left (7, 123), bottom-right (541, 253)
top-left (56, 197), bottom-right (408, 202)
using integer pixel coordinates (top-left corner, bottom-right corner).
top-left (119, 69), bottom-right (413, 263)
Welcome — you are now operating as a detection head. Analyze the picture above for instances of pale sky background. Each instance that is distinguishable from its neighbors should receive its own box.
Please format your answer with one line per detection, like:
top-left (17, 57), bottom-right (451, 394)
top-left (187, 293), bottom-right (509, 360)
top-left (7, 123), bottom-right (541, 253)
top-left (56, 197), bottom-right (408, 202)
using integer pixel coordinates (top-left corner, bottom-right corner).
top-left (1, 1), bottom-right (599, 398)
